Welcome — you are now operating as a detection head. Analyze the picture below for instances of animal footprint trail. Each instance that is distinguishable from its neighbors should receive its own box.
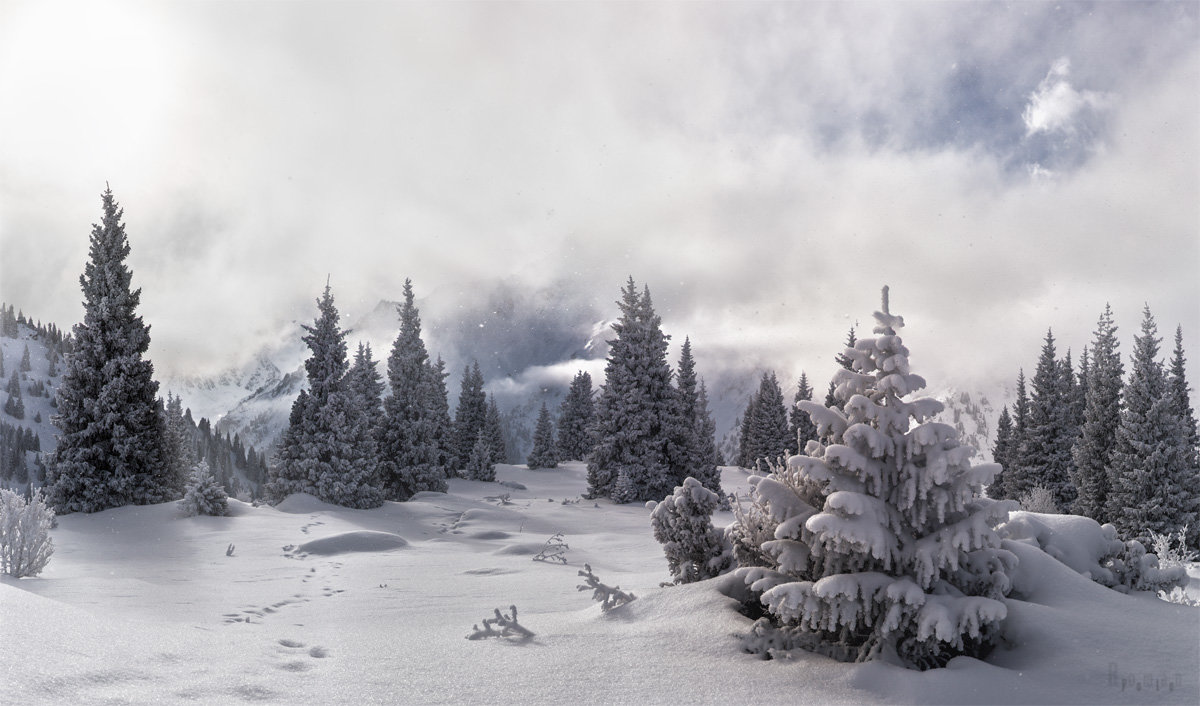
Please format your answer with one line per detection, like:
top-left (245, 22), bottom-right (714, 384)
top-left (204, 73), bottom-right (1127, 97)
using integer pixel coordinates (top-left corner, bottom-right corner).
top-left (273, 638), bottom-right (331, 672)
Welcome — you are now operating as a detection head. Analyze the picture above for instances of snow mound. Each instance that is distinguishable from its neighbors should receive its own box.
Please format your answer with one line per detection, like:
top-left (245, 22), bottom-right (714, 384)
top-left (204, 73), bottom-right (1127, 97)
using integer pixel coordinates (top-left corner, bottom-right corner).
top-left (273, 493), bottom-right (337, 514)
top-left (998, 511), bottom-right (1120, 580)
top-left (296, 531), bottom-right (408, 555)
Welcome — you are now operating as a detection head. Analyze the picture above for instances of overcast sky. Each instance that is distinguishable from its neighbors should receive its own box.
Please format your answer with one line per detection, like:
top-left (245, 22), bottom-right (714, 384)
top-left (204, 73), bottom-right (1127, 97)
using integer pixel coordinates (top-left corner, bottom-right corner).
top-left (1, 1), bottom-right (1197, 400)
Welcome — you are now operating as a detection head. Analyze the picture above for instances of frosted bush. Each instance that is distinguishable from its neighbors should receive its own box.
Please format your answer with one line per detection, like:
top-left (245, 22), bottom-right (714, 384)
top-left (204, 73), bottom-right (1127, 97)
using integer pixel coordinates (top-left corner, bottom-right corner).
top-left (651, 477), bottom-right (733, 584)
top-left (1018, 485), bottom-right (1059, 514)
top-left (577, 563), bottom-right (636, 611)
top-left (0, 488), bottom-right (55, 578)
top-left (465, 605), bottom-right (534, 641)
top-left (532, 533), bottom-right (570, 564)
top-left (1146, 525), bottom-right (1197, 568)
top-left (178, 461), bottom-right (229, 517)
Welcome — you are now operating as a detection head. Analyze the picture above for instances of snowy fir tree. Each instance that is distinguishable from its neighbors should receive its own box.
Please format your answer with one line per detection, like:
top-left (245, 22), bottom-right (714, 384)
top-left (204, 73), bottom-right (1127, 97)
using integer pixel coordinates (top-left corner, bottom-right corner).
top-left (267, 284), bottom-right (384, 508)
top-left (733, 287), bottom-right (1015, 669)
top-left (178, 461), bottom-right (229, 517)
top-left (464, 433), bottom-right (496, 481)
top-left (790, 372), bottom-right (819, 459)
top-left (1012, 331), bottom-right (1076, 510)
top-left (348, 342), bottom-right (385, 418)
top-left (4, 371), bottom-right (23, 420)
top-left (161, 392), bottom-right (195, 499)
top-left (1168, 326), bottom-right (1200, 468)
top-left (46, 188), bottom-right (172, 514)
top-left (1071, 305), bottom-right (1123, 522)
top-left (987, 407), bottom-right (1014, 500)
top-left (19, 344), bottom-right (31, 374)
top-left (651, 477), bottom-right (732, 584)
top-left (556, 370), bottom-right (595, 461)
top-left (428, 355), bottom-right (456, 473)
top-left (452, 361), bottom-right (487, 473)
top-left (526, 402), bottom-right (559, 469)
top-left (739, 372), bottom-right (791, 471)
top-left (823, 326), bottom-right (857, 411)
top-left (379, 279), bottom-right (447, 499)
top-left (484, 395), bottom-right (507, 465)
top-left (1107, 307), bottom-right (1198, 543)
top-left (586, 278), bottom-right (684, 503)
top-left (674, 338), bottom-right (722, 496)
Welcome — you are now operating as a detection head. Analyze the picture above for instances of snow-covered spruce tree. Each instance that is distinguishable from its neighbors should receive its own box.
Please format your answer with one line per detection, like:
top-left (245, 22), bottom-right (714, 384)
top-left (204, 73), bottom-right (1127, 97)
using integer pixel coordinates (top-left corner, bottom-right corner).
top-left (1168, 326), bottom-right (1199, 467)
top-left (526, 402), bottom-right (559, 469)
top-left (4, 371), bottom-right (23, 420)
top-left (790, 372), bottom-right (819, 460)
top-left (428, 355), bottom-right (456, 473)
top-left (1071, 305), bottom-right (1123, 522)
top-left (586, 278), bottom-right (682, 503)
top-left (161, 392), bottom-right (195, 499)
top-left (19, 345), bottom-right (31, 374)
top-left (739, 372), bottom-right (791, 471)
top-left (451, 361), bottom-right (487, 473)
top-left (823, 326), bottom-right (857, 411)
top-left (734, 288), bottom-right (1015, 669)
top-left (1013, 331), bottom-right (1077, 510)
top-left (0, 488), bottom-right (55, 578)
top-left (736, 396), bottom-right (757, 468)
top-left (267, 284), bottom-right (383, 508)
top-left (556, 370), bottom-right (595, 461)
top-left (178, 460), bottom-right (228, 517)
top-left (986, 406), bottom-right (1014, 500)
top-left (651, 477), bottom-right (733, 584)
top-left (484, 395), bottom-right (507, 465)
top-left (464, 433), bottom-right (496, 481)
top-left (1107, 307), bottom-right (1198, 542)
top-left (379, 279), bottom-right (447, 499)
top-left (47, 188), bottom-right (171, 514)
top-left (674, 338), bottom-right (722, 495)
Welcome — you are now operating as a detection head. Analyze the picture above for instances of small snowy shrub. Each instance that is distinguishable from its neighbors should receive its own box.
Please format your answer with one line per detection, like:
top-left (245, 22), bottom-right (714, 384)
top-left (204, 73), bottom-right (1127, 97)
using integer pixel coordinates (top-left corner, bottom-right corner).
top-left (532, 533), bottom-right (570, 564)
top-left (651, 477), bottom-right (733, 584)
top-left (1146, 525), bottom-right (1197, 568)
top-left (1099, 527), bottom-right (1187, 594)
top-left (178, 461), bottom-right (229, 517)
top-left (0, 488), bottom-right (55, 578)
top-left (1018, 485), bottom-right (1059, 514)
top-left (577, 563), bottom-right (636, 611)
top-left (731, 289), bottom-right (1017, 670)
top-left (466, 605), bottom-right (534, 641)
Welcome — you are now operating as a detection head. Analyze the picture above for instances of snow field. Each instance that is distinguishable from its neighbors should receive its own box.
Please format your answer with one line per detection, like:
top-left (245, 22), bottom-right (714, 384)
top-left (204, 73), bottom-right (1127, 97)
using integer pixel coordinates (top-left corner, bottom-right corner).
top-left (1, 462), bottom-right (1197, 705)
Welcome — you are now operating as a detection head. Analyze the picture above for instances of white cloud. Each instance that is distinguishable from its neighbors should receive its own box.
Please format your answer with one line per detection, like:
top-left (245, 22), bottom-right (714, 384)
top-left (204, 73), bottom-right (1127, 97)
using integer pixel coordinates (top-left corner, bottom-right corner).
top-left (1023, 57), bottom-right (1111, 136)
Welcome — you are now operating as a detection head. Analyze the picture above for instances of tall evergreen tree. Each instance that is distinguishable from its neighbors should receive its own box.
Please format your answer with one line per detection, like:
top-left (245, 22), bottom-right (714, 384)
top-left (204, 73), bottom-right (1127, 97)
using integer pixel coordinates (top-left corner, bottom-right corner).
top-left (1168, 325), bottom-right (1199, 467)
top-left (1071, 305), bottom-right (1123, 521)
top-left (988, 406), bottom-right (1015, 499)
top-left (428, 355), bottom-right (455, 473)
top-left (789, 372), bottom-right (819, 455)
top-left (161, 392), bottom-right (195, 498)
top-left (1013, 331), bottom-right (1076, 510)
top-left (47, 188), bottom-right (171, 513)
top-left (484, 394), bottom-right (507, 466)
top-left (739, 372), bottom-right (791, 471)
top-left (267, 285), bottom-right (383, 508)
top-left (452, 361), bottom-right (488, 472)
top-left (19, 345), bottom-right (31, 374)
top-left (1108, 307), bottom-right (1198, 541)
top-left (586, 278), bottom-right (682, 502)
top-left (380, 280), bottom-right (447, 499)
top-left (823, 326), bottom-right (857, 411)
top-left (556, 370), bottom-right (595, 461)
top-left (673, 338), bottom-right (722, 495)
top-left (3, 372), bottom-right (23, 420)
top-left (526, 402), bottom-right (559, 470)
top-left (347, 343), bottom-right (385, 419)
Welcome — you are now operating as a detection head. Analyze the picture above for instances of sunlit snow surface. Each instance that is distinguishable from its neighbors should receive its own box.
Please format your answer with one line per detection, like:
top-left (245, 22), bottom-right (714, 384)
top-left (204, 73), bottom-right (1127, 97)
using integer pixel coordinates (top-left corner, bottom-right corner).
top-left (2, 463), bottom-right (1196, 704)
